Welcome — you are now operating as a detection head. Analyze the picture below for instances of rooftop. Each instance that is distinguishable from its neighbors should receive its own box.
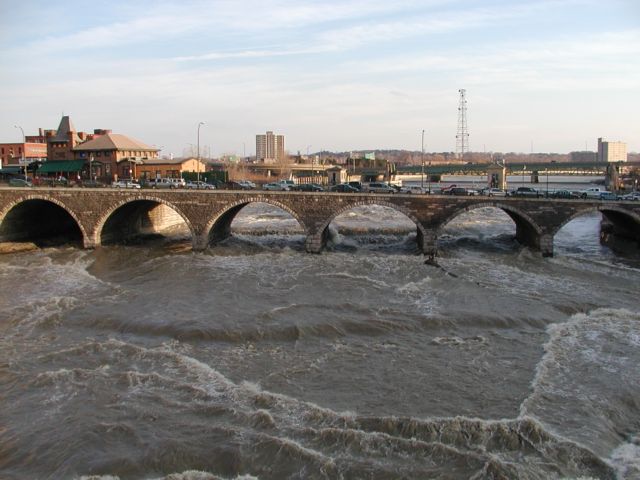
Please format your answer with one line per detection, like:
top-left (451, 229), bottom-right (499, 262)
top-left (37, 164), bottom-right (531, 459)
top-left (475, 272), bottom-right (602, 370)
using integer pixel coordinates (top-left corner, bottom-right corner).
top-left (74, 133), bottom-right (157, 152)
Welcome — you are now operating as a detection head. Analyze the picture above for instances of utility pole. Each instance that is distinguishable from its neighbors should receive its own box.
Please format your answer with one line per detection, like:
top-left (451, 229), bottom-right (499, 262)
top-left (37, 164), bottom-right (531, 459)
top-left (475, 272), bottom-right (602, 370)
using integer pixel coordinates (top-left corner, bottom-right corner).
top-left (197, 122), bottom-right (205, 185)
top-left (14, 125), bottom-right (27, 181)
top-left (421, 129), bottom-right (425, 190)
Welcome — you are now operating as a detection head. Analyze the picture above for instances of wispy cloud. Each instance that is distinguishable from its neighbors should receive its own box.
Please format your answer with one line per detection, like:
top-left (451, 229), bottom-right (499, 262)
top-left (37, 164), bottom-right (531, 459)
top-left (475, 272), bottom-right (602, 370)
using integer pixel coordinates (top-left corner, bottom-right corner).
top-left (1, 0), bottom-right (638, 153)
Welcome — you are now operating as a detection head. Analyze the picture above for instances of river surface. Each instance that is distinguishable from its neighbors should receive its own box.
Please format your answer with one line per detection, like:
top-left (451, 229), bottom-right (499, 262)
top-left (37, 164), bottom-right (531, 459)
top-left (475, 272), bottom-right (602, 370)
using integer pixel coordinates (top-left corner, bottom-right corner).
top-left (1, 201), bottom-right (639, 480)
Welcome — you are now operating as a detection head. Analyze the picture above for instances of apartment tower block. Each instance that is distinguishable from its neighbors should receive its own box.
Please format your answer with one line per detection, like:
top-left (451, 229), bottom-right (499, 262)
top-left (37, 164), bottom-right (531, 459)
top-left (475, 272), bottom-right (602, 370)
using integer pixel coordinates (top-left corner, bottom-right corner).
top-left (256, 131), bottom-right (285, 163)
top-left (597, 137), bottom-right (627, 162)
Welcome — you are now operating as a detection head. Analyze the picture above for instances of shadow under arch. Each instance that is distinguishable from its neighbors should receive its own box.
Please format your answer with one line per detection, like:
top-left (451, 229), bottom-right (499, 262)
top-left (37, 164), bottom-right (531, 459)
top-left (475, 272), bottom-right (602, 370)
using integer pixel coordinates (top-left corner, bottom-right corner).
top-left (0, 194), bottom-right (86, 247)
top-left (206, 197), bottom-right (308, 246)
top-left (313, 199), bottom-right (429, 253)
top-left (436, 201), bottom-right (543, 250)
top-left (96, 196), bottom-right (195, 246)
top-left (552, 204), bottom-right (640, 252)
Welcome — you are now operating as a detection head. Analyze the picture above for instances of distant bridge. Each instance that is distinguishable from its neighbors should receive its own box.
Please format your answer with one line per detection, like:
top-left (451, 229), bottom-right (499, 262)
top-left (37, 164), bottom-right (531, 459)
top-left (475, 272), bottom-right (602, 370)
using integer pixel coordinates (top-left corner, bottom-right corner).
top-left (0, 188), bottom-right (639, 258)
top-left (398, 160), bottom-right (640, 176)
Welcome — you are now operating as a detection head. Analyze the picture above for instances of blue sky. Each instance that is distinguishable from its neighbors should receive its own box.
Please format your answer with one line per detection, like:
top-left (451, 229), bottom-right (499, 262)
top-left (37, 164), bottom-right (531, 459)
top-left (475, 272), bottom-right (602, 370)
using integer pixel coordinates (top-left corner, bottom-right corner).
top-left (1, 0), bottom-right (638, 157)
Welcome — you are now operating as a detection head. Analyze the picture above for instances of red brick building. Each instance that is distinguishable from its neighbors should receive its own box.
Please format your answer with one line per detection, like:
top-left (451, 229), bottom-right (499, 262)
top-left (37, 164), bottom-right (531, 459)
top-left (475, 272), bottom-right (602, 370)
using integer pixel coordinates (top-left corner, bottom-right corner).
top-left (73, 132), bottom-right (159, 181)
top-left (0, 141), bottom-right (48, 167)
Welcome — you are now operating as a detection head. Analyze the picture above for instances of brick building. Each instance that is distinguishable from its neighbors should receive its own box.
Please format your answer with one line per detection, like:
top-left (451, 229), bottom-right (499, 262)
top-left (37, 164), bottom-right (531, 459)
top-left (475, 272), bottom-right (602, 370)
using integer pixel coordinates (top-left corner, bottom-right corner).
top-left (73, 132), bottom-right (159, 181)
top-left (137, 157), bottom-right (207, 181)
top-left (0, 141), bottom-right (48, 167)
top-left (45, 116), bottom-right (90, 162)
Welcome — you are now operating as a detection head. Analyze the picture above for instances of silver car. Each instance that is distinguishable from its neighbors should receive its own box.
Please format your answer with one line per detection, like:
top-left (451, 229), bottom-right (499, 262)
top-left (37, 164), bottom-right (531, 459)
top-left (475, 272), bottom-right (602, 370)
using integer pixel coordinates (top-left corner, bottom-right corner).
top-left (486, 188), bottom-right (507, 197)
top-left (263, 182), bottom-right (288, 191)
top-left (186, 181), bottom-right (215, 189)
top-left (399, 185), bottom-right (428, 194)
top-left (112, 180), bottom-right (141, 189)
top-left (366, 182), bottom-right (396, 193)
top-left (621, 192), bottom-right (640, 201)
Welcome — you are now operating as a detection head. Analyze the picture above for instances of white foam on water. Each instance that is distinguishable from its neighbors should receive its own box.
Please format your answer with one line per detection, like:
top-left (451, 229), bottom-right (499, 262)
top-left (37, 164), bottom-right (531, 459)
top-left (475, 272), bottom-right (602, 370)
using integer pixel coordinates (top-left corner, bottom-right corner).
top-left (609, 437), bottom-right (640, 480)
top-left (520, 307), bottom-right (640, 467)
top-left (77, 474), bottom-right (260, 480)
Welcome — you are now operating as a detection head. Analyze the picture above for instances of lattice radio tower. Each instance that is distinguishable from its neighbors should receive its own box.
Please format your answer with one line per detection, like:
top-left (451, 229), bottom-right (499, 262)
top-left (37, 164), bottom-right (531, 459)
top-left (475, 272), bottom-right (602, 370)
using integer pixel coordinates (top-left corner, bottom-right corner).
top-left (456, 89), bottom-right (469, 159)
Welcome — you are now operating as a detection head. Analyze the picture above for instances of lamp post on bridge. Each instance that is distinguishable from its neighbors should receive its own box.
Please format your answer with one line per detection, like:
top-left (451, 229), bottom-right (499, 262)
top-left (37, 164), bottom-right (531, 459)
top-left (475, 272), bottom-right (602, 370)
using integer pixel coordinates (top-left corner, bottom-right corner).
top-left (546, 167), bottom-right (549, 197)
top-left (197, 122), bottom-right (205, 185)
top-left (14, 125), bottom-right (27, 181)
top-left (421, 129), bottom-right (425, 190)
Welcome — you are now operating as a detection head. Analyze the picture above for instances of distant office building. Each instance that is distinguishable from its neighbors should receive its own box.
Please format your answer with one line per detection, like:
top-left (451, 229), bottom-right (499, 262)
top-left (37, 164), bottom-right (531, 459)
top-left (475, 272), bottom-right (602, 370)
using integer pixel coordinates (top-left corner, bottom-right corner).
top-left (256, 131), bottom-right (285, 163)
top-left (597, 137), bottom-right (627, 162)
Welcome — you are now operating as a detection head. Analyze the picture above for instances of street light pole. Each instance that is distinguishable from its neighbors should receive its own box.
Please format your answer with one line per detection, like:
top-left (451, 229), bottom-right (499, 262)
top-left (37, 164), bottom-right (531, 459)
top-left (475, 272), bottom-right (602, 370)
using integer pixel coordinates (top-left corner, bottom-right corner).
top-left (14, 125), bottom-right (26, 181)
top-left (197, 121), bottom-right (205, 185)
top-left (421, 129), bottom-right (425, 190)
top-left (546, 168), bottom-right (549, 197)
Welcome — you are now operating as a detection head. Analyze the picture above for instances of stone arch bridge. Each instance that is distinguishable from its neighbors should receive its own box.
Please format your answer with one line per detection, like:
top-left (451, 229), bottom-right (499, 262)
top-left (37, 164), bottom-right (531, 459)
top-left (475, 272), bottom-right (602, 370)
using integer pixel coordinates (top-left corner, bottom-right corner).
top-left (1, 188), bottom-right (639, 257)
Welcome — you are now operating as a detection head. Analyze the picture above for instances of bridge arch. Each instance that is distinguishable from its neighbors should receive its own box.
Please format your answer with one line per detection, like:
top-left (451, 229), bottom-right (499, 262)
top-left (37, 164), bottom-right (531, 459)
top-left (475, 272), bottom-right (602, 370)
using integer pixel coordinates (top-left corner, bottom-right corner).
top-left (308, 199), bottom-right (429, 254)
top-left (0, 194), bottom-right (88, 247)
top-left (436, 201), bottom-right (543, 252)
top-left (205, 197), bottom-right (308, 247)
top-left (552, 204), bottom-right (640, 252)
top-left (94, 195), bottom-right (195, 247)
top-left (553, 204), bottom-right (640, 236)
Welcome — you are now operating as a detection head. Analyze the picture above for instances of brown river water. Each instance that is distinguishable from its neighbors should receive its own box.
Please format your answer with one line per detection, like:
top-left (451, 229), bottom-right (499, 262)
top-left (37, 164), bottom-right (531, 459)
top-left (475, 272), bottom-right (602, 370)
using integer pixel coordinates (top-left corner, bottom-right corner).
top-left (0, 202), bottom-right (639, 479)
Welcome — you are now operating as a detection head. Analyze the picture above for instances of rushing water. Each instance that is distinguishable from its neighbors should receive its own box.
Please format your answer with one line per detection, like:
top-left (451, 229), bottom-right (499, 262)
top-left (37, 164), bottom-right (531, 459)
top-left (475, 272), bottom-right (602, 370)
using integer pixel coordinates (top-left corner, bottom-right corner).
top-left (0, 202), bottom-right (639, 480)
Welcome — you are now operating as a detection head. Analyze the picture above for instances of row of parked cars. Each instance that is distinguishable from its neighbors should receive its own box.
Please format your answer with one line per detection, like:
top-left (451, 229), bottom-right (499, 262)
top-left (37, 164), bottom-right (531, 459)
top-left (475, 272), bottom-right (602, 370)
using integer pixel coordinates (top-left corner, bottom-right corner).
top-left (111, 178), bottom-right (219, 189)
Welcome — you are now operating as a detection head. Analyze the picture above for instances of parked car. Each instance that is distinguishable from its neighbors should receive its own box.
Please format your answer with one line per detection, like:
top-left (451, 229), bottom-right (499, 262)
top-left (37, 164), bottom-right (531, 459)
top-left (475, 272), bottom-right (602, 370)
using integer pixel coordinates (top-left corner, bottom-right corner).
top-left (82, 180), bottom-right (106, 188)
top-left (550, 189), bottom-right (579, 199)
top-left (621, 192), bottom-right (640, 201)
top-left (146, 178), bottom-right (178, 189)
top-left (293, 183), bottom-right (324, 192)
top-left (330, 183), bottom-right (360, 193)
top-left (171, 178), bottom-right (186, 188)
top-left (112, 180), bottom-right (141, 189)
top-left (185, 180), bottom-right (215, 189)
top-left (445, 187), bottom-right (473, 196)
top-left (399, 185), bottom-right (428, 194)
top-left (439, 184), bottom-right (458, 194)
top-left (9, 177), bottom-right (33, 187)
top-left (222, 181), bottom-right (252, 190)
top-left (277, 179), bottom-right (296, 190)
top-left (263, 182), bottom-right (288, 191)
top-left (485, 188), bottom-right (506, 197)
top-left (366, 182), bottom-right (396, 194)
top-left (581, 187), bottom-right (607, 199)
top-left (599, 192), bottom-right (619, 201)
top-left (238, 180), bottom-right (256, 189)
top-left (508, 187), bottom-right (542, 198)
top-left (347, 181), bottom-right (363, 191)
